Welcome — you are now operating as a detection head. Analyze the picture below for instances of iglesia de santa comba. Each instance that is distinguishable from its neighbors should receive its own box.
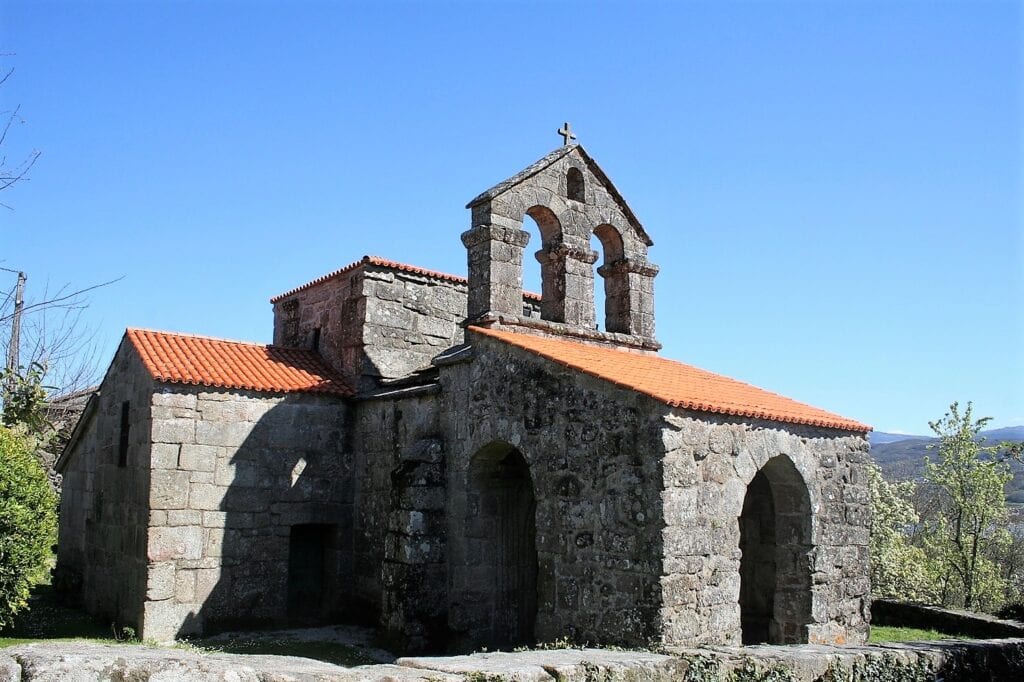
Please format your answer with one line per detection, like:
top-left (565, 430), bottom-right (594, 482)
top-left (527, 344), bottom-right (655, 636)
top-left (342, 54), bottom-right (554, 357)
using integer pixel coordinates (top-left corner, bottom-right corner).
top-left (55, 139), bottom-right (872, 653)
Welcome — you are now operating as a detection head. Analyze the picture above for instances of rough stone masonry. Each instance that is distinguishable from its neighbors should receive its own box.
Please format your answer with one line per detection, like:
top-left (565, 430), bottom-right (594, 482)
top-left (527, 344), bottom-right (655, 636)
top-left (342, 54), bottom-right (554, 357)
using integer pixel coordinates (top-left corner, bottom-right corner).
top-left (55, 142), bottom-right (872, 653)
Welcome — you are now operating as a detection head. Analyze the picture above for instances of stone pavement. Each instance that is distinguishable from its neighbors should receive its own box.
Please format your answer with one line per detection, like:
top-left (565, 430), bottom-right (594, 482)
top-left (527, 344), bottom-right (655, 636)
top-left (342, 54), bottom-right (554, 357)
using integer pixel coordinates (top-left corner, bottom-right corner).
top-left (4, 638), bottom-right (1024, 681)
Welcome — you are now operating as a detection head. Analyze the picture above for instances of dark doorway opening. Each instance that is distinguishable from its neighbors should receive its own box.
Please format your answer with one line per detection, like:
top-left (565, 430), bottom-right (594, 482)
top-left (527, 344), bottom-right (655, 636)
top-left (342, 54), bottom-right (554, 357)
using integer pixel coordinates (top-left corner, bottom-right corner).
top-left (288, 523), bottom-right (333, 622)
top-left (738, 455), bottom-right (813, 644)
top-left (467, 442), bottom-right (538, 648)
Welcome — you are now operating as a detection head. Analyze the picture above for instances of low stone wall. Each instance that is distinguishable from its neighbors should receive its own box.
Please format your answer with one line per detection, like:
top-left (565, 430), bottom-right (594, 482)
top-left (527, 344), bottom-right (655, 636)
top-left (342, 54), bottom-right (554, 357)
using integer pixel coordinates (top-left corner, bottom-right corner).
top-left (873, 599), bottom-right (1024, 639)
top-left (4, 639), bottom-right (1024, 681)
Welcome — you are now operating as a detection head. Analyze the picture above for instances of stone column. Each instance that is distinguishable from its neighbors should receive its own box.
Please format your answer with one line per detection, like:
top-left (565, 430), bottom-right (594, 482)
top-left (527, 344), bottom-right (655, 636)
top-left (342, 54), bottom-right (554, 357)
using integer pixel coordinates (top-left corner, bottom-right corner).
top-left (628, 258), bottom-right (659, 340)
top-left (599, 258), bottom-right (658, 338)
top-left (461, 223), bottom-right (531, 322)
top-left (538, 244), bottom-right (598, 329)
top-left (533, 246), bottom-right (566, 323)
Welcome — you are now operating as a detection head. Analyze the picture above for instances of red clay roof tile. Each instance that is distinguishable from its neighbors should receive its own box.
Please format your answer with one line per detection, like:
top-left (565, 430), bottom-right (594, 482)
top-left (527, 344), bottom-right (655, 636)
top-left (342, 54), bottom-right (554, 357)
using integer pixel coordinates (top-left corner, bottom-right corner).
top-left (126, 329), bottom-right (352, 396)
top-left (270, 255), bottom-right (542, 303)
top-left (471, 327), bottom-right (870, 433)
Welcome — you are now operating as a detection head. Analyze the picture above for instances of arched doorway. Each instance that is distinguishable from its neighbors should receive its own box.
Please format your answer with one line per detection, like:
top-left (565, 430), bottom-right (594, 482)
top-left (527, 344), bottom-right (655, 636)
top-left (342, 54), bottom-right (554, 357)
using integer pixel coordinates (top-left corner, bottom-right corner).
top-left (467, 442), bottom-right (538, 648)
top-left (738, 455), bottom-right (813, 644)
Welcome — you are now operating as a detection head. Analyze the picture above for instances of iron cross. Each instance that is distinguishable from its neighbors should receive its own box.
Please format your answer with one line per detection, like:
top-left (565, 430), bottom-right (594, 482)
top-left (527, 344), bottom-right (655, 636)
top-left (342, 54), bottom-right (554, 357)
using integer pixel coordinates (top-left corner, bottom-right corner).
top-left (558, 122), bottom-right (576, 146)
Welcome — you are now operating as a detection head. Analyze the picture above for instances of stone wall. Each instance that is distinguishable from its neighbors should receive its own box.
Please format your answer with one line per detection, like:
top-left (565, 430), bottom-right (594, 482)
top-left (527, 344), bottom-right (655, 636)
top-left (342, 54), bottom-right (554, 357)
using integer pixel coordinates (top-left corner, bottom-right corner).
top-left (141, 385), bottom-right (350, 641)
top-left (658, 412), bottom-right (871, 647)
top-left (438, 332), bottom-right (669, 651)
top-left (349, 389), bottom-right (445, 650)
top-left (272, 268), bottom-right (362, 376)
top-left (873, 599), bottom-right (1024, 639)
top-left (55, 340), bottom-right (154, 631)
top-left (272, 262), bottom-right (541, 391)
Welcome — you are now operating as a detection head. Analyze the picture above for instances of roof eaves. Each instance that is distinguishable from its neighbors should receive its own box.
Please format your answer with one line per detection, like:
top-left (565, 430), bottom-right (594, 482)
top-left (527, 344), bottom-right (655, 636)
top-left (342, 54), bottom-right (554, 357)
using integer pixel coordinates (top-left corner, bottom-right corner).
top-left (55, 391), bottom-right (99, 474)
top-left (471, 327), bottom-right (870, 433)
top-left (575, 146), bottom-right (652, 247)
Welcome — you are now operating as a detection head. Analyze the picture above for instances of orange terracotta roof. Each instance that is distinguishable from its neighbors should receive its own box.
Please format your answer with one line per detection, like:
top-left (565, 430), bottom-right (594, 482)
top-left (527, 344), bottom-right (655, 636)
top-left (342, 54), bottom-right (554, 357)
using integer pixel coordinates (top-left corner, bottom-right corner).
top-left (125, 329), bottom-right (352, 396)
top-left (471, 327), bottom-right (870, 432)
top-left (271, 255), bottom-right (542, 303)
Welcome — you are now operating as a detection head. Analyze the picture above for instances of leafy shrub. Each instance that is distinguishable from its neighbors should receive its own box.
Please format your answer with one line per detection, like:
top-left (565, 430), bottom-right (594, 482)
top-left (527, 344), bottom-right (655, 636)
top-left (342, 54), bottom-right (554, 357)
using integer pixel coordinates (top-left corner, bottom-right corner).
top-left (0, 424), bottom-right (58, 628)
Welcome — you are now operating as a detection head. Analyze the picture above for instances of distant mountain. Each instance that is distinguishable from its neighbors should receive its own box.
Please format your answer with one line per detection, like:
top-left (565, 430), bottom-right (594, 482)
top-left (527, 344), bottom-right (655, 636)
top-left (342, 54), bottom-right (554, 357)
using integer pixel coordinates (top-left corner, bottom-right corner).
top-left (983, 426), bottom-right (1024, 441)
top-left (871, 427), bottom-right (1024, 503)
top-left (869, 431), bottom-right (927, 446)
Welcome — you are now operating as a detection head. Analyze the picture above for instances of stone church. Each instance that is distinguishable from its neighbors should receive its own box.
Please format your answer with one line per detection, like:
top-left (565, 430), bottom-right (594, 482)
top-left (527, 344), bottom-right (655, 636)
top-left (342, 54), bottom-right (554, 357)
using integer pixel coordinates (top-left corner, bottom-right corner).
top-left (55, 141), bottom-right (872, 652)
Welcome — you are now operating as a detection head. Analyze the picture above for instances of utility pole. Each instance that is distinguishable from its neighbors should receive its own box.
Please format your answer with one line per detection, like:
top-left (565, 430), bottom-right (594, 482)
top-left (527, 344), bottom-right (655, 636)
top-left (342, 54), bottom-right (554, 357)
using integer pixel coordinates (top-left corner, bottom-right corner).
top-left (5, 270), bottom-right (25, 375)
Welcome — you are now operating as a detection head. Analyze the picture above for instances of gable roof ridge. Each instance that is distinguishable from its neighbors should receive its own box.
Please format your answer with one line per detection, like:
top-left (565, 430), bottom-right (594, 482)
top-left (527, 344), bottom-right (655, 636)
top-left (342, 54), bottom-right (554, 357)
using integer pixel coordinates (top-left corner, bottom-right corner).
top-left (126, 327), bottom-right (271, 348)
top-left (464, 145), bottom-right (652, 247)
top-left (269, 255), bottom-right (374, 303)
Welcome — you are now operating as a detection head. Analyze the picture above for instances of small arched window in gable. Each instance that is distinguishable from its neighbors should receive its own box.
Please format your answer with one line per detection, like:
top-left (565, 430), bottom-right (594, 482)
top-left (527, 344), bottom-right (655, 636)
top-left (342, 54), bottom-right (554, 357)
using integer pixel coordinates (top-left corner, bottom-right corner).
top-left (566, 167), bottom-right (585, 203)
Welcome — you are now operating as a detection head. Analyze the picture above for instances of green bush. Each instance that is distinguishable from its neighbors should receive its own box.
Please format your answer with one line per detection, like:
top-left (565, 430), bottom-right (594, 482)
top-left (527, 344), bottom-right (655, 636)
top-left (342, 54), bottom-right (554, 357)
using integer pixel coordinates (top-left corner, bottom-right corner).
top-left (0, 424), bottom-right (57, 629)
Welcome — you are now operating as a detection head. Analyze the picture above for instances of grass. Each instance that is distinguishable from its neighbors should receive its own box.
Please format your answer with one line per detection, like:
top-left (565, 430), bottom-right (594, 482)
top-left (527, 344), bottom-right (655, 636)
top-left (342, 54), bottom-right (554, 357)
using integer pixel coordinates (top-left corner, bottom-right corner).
top-left (868, 625), bottom-right (972, 643)
top-left (0, 583), bottom-right (117, 648)
top-left (0, 582), bottom-right (383, 667)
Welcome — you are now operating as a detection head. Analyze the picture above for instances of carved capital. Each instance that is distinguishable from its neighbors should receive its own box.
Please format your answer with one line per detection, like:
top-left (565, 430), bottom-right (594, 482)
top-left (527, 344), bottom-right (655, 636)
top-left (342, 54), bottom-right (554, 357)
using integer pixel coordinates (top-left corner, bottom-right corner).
top-left (536, 243), bottom-right (599, 265)
top-left (598, 257), bottom-right (659, 278)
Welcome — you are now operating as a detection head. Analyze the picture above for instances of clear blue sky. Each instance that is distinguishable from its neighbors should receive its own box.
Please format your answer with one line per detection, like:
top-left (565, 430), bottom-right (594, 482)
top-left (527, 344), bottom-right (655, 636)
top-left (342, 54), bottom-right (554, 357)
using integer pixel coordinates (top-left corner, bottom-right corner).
top-left (2, 0), bottom-right (1021, 434)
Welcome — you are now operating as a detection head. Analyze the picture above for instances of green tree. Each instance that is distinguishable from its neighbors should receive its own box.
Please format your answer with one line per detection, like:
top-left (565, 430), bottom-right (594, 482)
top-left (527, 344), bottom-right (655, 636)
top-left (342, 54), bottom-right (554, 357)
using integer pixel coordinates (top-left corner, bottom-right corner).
top-left (867, 461), bottom-right (937, 602)
top-left (920, 402), bottom-right (1012, 611)
top-left (1, 361), bottom-right (51, 436)
top-left (0, 423), bottom-right (57, 628)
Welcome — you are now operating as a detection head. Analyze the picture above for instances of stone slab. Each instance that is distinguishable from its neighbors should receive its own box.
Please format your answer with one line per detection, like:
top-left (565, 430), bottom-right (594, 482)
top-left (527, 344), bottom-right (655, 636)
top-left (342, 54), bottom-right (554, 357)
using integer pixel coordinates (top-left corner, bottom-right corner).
top-left (0, 655), bottom-right (20, 682)
top-left (398, 648), bottom-right (686, 682)
top-left (1, 643), bottom-right (457, 682)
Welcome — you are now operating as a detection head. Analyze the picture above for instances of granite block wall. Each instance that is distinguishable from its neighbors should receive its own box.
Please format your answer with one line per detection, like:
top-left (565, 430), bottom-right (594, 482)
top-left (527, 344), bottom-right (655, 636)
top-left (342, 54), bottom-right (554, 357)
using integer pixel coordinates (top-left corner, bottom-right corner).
top-left (55, 340), bottom-right (154, 631)
top-left (657, 413), bottom-right (870, 647)
top-left (140, 386), bottom-right (350, 641)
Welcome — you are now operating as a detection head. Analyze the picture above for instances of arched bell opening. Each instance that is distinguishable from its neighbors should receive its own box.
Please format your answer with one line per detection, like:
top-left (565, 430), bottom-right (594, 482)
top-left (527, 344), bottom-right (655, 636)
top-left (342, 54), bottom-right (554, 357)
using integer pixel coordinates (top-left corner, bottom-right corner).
top-left (466, 442), bottom-right (538, 648)
top-left (593, 224), bottom-right (629, 334)
top-left (524, 205), bottom-right (566, 323)
top-left (738, 455), bottom-right (813, 645)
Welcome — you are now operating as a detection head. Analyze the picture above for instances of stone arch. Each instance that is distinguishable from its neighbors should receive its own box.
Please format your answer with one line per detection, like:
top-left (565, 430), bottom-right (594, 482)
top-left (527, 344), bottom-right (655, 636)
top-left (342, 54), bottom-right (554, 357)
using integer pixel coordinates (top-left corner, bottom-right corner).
top-left (466, 441), bottom-right (538, 648)
top-left (738, 454), bottom-right (813, 645)
top-left (566, 166), bottom-right (585, 202)
top-left (592, 223), bottom-right (629, 333)
top-left (524, 205), bottom-right (567, 323)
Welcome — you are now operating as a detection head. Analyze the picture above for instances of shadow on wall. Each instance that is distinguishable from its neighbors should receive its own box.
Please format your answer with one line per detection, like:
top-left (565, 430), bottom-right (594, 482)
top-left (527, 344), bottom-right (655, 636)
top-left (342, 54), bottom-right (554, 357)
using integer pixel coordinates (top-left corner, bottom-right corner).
top-left (463, 442), bottom-right (537, 650)
top-left (176, 393), bottom-right (357, 637)
top-left (738, 454), bottom-right (813, 645)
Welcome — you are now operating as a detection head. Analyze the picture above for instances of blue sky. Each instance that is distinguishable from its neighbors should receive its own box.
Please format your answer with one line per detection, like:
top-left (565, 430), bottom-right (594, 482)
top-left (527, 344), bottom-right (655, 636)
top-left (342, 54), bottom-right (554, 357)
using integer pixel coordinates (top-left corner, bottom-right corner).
top-left (2, 0), bottom-right (1021, 434)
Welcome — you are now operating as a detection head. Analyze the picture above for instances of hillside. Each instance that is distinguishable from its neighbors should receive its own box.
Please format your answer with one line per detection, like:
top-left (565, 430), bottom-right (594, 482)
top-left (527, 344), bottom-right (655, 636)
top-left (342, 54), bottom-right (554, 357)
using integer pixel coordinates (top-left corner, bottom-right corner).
top-left (869, 427), bottom-right (1024, 502)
